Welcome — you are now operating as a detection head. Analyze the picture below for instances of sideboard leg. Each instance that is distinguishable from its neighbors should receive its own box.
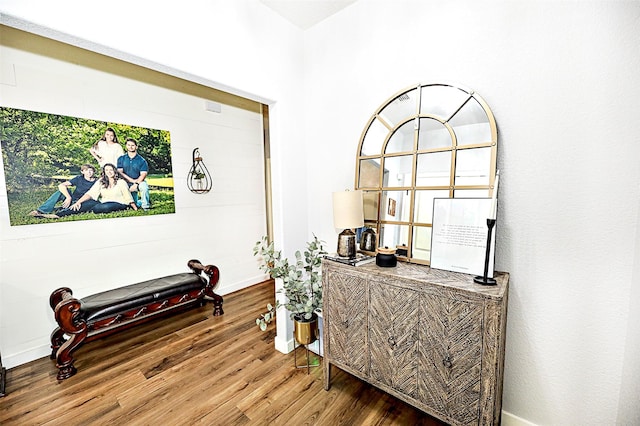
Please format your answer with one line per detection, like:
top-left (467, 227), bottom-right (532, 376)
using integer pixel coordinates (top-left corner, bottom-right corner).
top-left (324, 360), bottom-right (331, 390)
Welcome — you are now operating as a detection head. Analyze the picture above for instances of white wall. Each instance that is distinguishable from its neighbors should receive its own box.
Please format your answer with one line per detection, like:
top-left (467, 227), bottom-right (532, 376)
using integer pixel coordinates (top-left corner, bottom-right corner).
top-left (0, 0), bottom-right (311, 253)
top-left (2, 1), bottom-right (639, 425)
top-left (303, 1), bottom-right (640, 425)
top-left (0, 32), bottom-right (269, 366)
top-left (0, 0), bottom-right (312, 368)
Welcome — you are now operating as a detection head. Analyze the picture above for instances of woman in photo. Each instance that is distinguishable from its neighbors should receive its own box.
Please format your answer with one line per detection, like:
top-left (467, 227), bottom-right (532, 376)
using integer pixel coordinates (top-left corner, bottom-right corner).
top-left (89, 127), bottom-right (124, 167)
top-left (51, 163), bottom-right (138, 217)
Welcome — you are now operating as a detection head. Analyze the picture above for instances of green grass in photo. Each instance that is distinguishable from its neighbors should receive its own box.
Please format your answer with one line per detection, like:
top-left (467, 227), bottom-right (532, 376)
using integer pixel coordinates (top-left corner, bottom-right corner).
top-left (8, 187), bottom-right (175, 226)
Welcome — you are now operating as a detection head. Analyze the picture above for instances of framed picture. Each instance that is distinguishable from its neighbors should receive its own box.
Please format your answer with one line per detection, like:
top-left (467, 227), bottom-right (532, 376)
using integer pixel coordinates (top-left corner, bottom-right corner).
top-left (1, 106), bottom-right (175, 226)
top-left (387, 198), bottom-right (396, 217)
top-left (430, 198), bottom-right (495, 277)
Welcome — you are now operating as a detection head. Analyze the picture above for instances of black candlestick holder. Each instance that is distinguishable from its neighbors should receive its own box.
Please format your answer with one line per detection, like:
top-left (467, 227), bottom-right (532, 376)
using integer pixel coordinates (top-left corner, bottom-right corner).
top-left (474, 218), bottom-right (497, 286)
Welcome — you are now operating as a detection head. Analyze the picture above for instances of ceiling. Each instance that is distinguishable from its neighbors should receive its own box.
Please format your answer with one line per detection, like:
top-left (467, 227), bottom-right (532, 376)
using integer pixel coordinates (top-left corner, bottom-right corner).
top-left (260, 0), bottom-right (358, 30)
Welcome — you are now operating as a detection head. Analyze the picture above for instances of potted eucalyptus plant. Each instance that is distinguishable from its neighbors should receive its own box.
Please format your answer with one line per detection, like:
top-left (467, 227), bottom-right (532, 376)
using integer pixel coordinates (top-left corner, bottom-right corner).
top-left (253, 235), bottom-right (326, 344)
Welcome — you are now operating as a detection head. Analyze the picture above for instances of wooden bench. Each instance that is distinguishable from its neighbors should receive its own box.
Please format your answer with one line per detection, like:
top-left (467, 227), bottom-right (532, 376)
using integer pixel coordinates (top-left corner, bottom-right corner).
top-left (49, 259), bottom-right (223, 381)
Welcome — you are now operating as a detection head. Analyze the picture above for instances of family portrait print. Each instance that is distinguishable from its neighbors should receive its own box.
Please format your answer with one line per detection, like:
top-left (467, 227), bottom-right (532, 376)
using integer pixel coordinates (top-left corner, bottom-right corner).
top-left (1, 107), bottom-right (176, 226)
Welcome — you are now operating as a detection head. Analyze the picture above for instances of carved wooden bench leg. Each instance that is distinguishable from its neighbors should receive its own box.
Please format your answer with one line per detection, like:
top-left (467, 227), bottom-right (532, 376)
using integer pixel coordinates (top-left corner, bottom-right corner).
top-left (50, 327), bottom-right (66, 359)
top-left (210, 293), bottom-right (224, 316)
top-left (55, 329), bottom-right (86, 380)
top-left (53, 291), bottom-right (87, 380)
top-left (49, 287), bottom-right (72, 359)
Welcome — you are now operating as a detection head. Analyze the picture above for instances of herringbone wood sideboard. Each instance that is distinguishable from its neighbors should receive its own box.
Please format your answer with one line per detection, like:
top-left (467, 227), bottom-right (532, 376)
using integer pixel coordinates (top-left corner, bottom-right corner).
top-left (322, 260), bottom-right (509, 426)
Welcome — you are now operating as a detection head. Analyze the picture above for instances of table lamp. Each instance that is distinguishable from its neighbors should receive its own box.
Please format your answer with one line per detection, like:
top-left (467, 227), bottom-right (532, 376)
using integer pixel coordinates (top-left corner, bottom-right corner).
top-left (332, 190), bottom-right (364, 258)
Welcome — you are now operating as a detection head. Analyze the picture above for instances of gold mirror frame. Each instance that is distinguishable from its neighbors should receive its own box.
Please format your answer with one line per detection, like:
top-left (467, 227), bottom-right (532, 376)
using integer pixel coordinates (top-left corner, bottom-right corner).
top-left (355, 82), bottom-right (498, 265)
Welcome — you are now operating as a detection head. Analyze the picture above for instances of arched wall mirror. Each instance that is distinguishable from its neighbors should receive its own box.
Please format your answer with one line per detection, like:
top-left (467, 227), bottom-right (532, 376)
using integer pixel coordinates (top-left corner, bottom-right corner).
top-left (355, 82), bottom-right (498, 265)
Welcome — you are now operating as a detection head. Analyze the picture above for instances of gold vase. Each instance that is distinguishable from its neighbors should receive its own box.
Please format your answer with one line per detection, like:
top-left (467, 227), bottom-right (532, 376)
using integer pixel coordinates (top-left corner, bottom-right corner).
top-left (293, 314), bottom-right (319, 345)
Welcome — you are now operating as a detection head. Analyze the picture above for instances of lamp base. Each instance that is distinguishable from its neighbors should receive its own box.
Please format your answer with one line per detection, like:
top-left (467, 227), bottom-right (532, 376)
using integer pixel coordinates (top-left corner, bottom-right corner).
top-left (337, 229), bottom-right (356, 258)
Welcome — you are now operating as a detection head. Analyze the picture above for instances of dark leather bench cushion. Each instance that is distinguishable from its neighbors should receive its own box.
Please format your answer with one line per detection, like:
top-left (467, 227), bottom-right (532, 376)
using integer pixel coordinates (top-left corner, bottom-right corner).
top-left (80, 273), bottom-right (206, 322)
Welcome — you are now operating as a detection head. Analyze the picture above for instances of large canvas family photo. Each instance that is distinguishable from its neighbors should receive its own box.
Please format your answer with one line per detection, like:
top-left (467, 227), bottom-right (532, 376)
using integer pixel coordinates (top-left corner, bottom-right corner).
top-left (1, 107), bottom-right (175, 226)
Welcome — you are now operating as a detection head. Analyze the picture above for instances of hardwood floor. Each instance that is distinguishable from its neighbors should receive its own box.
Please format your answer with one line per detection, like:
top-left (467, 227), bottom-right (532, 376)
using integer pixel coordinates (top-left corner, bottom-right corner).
top-left (0, 280), bottom-right (446, 425)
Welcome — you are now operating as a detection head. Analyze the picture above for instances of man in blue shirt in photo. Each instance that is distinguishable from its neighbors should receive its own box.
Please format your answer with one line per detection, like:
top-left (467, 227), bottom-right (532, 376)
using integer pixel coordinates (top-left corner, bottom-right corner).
top-left (117, 138), bottom-right (151, 210)
top-left (28, 163), bottom-right (98, 217)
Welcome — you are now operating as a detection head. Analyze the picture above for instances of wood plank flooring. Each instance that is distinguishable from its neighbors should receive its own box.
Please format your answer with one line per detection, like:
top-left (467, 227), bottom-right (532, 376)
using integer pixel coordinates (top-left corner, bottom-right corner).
top-left (0, 280), bottom-right (446, 425)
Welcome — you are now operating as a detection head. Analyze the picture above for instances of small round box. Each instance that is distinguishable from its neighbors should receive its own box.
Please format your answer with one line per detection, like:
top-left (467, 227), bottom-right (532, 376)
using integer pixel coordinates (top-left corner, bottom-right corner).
top-left (376, 247), bottom-right (397, 267)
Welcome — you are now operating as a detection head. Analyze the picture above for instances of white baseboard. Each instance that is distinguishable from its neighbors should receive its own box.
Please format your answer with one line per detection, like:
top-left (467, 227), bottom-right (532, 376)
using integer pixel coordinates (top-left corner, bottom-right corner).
top-left (4, 345), bottom-right (51, 369)
top-left (502, 410), bottom-right (538, 426)
top-left (218, 275), bottom-right (267, 296)
top-left (274, 334), bottom-right (294, 354)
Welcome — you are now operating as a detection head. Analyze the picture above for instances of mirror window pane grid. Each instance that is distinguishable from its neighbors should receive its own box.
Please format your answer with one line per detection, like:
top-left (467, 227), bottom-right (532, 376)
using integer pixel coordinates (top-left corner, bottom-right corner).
top-left (420, 85), bottom-right (470, 119)
top-left (382, 155), bottom-right (414, 188)
top-left (378, 88), bottom-right (418, 128)
top-left (381, 190), bottom-right (411, 222)
top-left (414, 190), bottom-right (449, 224)
top-left (355, 83), bottom-right (497, 265)
top-left (454, 147), bottom-right (492, 186)
top-left (385, 120), bottom-right (416, 154)
top-left (449, 97), bottom-right (493, 146)
top-left (378, 224), bottom-right (410, 256)
top-left (361, 118), bottom-right (387, 156)
top-left (416, 152), bottom-right (453, 187)
top-left (363, 191), bottom-right (379, 221)
top-left (417, 118), bottom-right (452, 151)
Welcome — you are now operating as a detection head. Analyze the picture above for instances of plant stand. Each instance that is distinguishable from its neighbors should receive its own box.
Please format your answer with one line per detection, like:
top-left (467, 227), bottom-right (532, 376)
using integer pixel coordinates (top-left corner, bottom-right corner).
top-left (292, 315), bottom-right (321, 374)
top-left (307, 311), bottom-right (324, 357)
top-left (293, 341), bottom-right (320, 375)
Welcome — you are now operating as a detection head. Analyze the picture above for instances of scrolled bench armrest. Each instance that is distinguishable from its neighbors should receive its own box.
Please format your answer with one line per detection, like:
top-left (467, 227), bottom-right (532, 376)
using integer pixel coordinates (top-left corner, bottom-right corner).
top-left (50, 287), bottom-right (87, 380)
top-left (187, 259), bottom-right (223, 315)
top-left (52, 288), bottom-right (86, 335)
top-left (187, 259), bottom-right (219, 285)
top-left (49, 287), bottom-right (72, 311)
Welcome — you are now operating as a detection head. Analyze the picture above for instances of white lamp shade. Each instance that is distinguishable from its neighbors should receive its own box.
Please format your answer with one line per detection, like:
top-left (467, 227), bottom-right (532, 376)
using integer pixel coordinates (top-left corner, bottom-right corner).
top-left (332, 190), bottom-right (364, 229)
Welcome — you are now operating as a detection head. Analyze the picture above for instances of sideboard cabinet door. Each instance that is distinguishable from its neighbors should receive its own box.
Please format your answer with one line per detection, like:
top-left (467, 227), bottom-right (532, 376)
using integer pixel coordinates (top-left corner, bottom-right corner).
top-left (324, 268), bottom-right (368, 376)
top-left (419, 291), bottom-right (483, 425)
top-left (369, 282), bottom-right (420, 398)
